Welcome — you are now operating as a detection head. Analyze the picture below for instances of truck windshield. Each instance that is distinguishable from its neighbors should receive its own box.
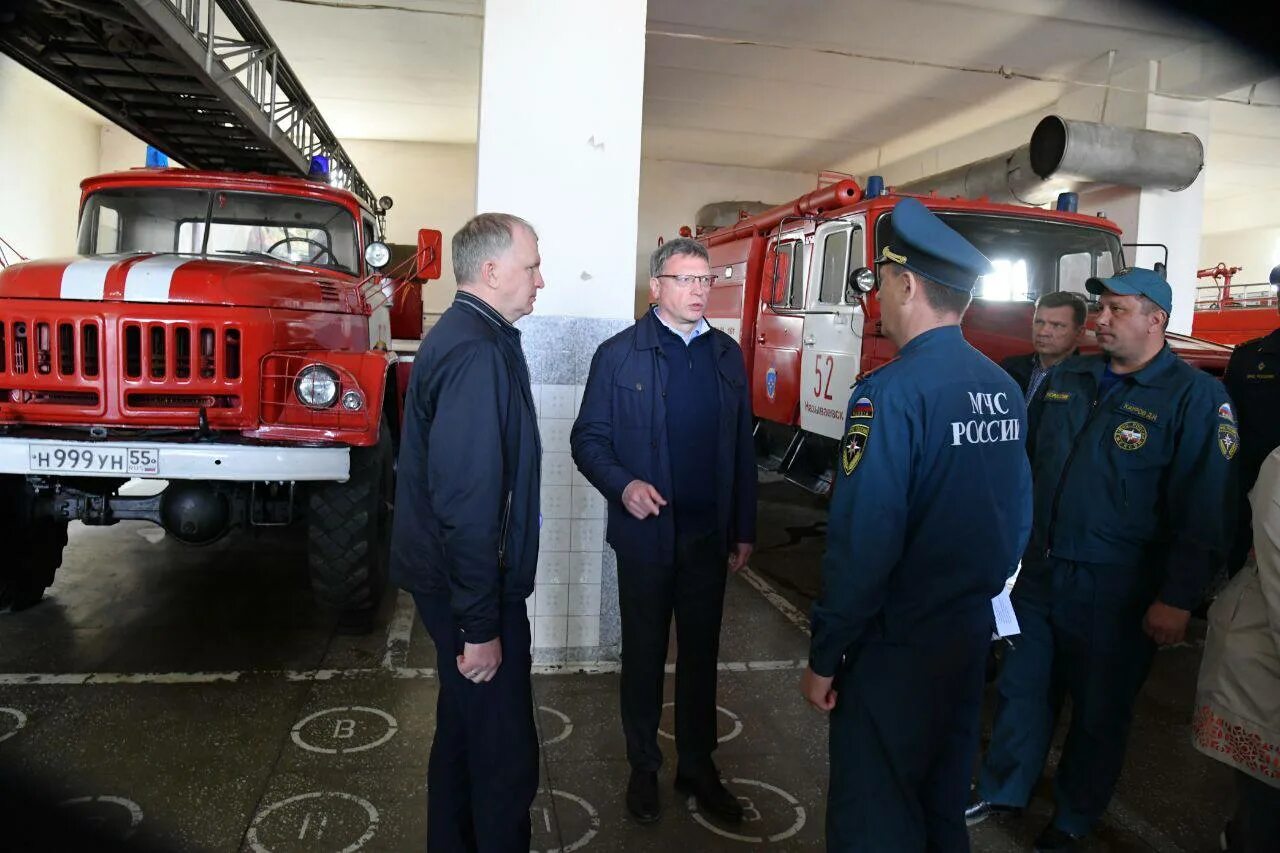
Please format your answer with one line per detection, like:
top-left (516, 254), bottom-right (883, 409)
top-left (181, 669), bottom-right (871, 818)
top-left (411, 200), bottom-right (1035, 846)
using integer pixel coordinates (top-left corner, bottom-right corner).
top-left (875, 211), bottom-right (1123, 302)
top-left (77, 187), bottom-right (360, 274)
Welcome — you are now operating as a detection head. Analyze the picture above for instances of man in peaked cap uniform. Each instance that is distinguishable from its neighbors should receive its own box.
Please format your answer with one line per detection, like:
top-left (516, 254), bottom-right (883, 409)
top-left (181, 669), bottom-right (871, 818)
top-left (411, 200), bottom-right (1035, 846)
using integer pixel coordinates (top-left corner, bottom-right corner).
top-left (967, 267), bottom-right (1237, 852)
top-left (801, 197), bottom-right (1033, 852)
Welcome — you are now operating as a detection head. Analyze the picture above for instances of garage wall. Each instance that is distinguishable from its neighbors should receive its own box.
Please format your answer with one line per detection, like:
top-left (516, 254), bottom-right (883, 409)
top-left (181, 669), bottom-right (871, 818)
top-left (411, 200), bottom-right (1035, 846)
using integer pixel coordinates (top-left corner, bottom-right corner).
top-left (1200, 227), bottom-right (1280, 286)
top-left (634, 158), bottom-right (815, 316)
top-left (341, 139), bottom-right (477, 319)
top-left (0, 57), bottom-right (103, 260)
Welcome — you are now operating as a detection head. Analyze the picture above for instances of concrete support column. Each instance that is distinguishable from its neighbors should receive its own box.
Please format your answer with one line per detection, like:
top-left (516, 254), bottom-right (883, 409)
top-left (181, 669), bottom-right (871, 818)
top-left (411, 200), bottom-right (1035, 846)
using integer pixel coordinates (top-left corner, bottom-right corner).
top-left (475, 0), bottom-right (646, 661)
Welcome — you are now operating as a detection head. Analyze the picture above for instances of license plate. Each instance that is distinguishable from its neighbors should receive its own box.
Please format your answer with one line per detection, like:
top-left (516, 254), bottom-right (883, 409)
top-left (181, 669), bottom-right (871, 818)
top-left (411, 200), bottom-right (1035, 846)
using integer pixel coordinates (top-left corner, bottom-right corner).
top-left (28, 444), bottom-right (160, 476)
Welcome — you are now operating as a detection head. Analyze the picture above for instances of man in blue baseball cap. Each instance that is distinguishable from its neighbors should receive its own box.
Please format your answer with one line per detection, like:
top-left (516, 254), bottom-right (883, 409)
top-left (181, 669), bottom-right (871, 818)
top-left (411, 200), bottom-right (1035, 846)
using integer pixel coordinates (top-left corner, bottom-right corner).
top-left (802, 196), bottom-right (1033, 851)
top-left (967, 266), bottom-right (1237, 851)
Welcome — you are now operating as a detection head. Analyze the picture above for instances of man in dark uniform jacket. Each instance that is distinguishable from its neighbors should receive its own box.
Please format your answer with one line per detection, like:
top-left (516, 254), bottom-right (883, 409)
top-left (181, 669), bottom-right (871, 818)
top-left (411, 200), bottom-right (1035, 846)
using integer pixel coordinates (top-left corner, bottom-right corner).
top-left (1223, 264), bottom-right (1280, 575)
top-left (802, 197), bottom-right (1033, 852)
top-left (390, 213), bottom-right (544, 852)
top-left (1001, 290), bottom-right (1087, 398)
top-left (968, 267), bottom-right (1237, 852)
top-left (572, 238), bottom-right (756, 826)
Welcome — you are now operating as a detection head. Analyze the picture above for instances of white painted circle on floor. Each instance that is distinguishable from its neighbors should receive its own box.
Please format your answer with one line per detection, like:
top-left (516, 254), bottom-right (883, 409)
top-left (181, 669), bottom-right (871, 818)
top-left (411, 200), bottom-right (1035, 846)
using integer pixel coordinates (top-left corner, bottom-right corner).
top-left (657, 702), bottom-right (743, 744)
top-left (537, 705), bottom-right (574, 745)
top-left (0, 707), bottom-right (27, 743)
top-left (686, 778), bottom-right (806, 844)
top-left (290, 706), bottom-right (398, 755)
top-left (529, 788), bottom-right (599, 853)
top-left (247, 791), bottom-right (378, 853)
top-left (59, 795), bottom-right (144, 840)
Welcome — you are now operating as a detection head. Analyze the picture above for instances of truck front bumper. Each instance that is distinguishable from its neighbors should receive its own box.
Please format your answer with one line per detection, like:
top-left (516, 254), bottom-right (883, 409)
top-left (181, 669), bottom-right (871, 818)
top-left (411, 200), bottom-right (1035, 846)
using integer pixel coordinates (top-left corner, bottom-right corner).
top-left (0, 437), bottom-right (350, 482)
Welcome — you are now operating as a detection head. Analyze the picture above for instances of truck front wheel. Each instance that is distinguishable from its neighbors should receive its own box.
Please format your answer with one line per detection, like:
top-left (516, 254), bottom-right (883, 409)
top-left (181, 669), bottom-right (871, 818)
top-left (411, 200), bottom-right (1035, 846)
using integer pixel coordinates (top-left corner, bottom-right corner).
top-left (0, 476), bottom-right (69, 612)
top-left (307, 429), bottom-right (393, 632)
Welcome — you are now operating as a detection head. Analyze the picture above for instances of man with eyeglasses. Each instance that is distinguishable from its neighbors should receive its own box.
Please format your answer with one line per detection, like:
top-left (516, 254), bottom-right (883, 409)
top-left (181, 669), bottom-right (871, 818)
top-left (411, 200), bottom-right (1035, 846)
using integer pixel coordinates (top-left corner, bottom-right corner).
top-left (572, 237), bottom-right (756, 826)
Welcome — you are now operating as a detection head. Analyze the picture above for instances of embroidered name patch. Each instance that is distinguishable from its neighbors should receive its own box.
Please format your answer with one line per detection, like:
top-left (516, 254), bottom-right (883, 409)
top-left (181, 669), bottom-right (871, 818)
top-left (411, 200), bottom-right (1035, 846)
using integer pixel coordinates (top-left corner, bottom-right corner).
top-left (850, 397), bottom-right (875, 420)
top-left (842, 423), bottom-right (870, 475)
top-left (1114, 420), bottom-right (1148, 451)
top-left (1044, 390), bottom-right (1071, 402)
top-left (1218, 424), bottom-right (1239, 460)
top-left (1120, 401), bottom-right (1159, 423)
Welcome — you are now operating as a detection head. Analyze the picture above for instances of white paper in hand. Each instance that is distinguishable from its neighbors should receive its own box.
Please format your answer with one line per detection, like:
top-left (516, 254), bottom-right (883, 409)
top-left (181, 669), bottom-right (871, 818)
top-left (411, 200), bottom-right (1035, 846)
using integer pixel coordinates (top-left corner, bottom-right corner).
top-left (991, 586), bottom-right (1021, 639)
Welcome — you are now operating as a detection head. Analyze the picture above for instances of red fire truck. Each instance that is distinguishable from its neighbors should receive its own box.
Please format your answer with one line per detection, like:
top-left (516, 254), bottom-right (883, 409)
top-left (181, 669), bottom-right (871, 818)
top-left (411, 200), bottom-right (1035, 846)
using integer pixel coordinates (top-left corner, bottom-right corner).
top-left (0, 167), bottom-right (440, 620)
top-left (699, 178), bottom-right (1233, 493)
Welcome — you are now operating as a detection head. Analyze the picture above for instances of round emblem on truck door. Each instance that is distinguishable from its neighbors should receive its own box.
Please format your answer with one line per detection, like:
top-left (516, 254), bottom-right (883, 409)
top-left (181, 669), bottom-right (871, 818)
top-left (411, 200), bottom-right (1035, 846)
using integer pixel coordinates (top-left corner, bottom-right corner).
top-left (1113, 420), bottom-right (1147, 451)
top-left (765, 367), bottom-right (778, 400)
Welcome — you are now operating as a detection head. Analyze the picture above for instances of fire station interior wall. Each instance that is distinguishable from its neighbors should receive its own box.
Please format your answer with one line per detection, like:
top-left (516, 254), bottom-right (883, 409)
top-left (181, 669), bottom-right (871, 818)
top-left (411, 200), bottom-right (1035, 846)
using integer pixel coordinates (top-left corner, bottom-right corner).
top-left (635, 159), bottom-right (815, 317)
top-left (339, 139), bottom-right (478, 319)
top-left (0, 57), bottom-right (102, 260)
top-left (1201, 227), bottom-right (1280, 288)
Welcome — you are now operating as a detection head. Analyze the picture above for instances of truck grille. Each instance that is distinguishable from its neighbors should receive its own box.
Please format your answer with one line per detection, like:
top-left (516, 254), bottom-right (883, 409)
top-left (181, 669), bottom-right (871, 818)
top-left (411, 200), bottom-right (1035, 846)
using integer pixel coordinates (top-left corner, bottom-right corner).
top-left (0, 317), bottom-right (103, 407)
top-left (122, 322), bottom-right (241, 382)
top-left (0, 318), bottom-right (102, 378)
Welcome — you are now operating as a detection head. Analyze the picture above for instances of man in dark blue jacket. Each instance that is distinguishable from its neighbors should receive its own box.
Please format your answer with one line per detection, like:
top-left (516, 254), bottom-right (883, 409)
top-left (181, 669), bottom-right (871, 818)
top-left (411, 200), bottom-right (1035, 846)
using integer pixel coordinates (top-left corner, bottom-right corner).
top-left (571, 237), bottom-right (756, 826)
top-left (802, 197), bottom-right (1033, 852)
top-left (390, 212), bottom-right (544, 852)
top-left (968, 268), bottom-right (1237, 852)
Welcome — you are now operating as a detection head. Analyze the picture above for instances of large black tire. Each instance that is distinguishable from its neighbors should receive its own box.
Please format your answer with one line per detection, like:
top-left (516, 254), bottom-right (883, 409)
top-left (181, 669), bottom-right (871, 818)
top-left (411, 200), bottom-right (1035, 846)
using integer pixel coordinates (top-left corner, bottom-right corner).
top-left (307, 428), bottom-right (393, 630)
top-left (0, 476), bottom-right (68, 612)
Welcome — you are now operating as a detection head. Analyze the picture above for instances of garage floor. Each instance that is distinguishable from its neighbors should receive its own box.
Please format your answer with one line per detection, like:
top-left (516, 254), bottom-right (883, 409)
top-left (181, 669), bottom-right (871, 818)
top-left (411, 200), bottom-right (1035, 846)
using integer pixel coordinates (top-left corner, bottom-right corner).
top-left (0, 481), bottom-right (1233, 852)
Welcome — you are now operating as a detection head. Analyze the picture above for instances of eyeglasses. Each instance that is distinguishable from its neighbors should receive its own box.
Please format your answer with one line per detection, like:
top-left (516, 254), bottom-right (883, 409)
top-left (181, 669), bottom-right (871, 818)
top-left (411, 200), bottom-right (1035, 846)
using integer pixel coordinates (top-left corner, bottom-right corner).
top-left (656, 274), bottom-right (718, 289)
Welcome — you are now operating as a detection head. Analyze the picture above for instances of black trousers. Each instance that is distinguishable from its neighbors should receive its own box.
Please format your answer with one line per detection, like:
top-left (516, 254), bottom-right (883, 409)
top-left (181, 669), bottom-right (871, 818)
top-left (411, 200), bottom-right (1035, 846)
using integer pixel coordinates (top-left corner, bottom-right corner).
top-left (1227, 770), bottom-right (1280, 853)
top-left (617, 530), bottom-right (728, 774)
top-left (415, 592), bottom-right (539, 853)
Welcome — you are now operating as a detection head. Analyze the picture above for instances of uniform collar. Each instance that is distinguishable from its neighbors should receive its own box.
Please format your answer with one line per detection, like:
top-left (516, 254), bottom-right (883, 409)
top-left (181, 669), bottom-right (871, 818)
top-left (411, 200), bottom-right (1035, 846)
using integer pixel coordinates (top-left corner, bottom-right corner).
top-left (897, 324), bottom-right (964, 357)
top-left (455, 290), bottom-right (520, 338)
top-left (1259, 327), bottom-right (1280, 355)
top-left (1065, 344), bottom-right (1177, 387)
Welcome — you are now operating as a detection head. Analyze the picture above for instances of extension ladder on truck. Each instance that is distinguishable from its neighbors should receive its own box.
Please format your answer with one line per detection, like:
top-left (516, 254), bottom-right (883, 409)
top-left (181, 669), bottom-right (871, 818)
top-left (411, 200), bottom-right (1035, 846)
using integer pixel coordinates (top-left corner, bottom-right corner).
top-left (0, 0), bottom-right (377, 208)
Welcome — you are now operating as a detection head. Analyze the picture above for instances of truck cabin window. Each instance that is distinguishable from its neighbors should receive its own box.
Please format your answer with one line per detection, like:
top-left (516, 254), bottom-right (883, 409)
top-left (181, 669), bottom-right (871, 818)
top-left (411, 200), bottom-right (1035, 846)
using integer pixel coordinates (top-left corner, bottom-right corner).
top-left (77, 188), bottom-right (360, 274)
top-left (874, 211), bottom-right (1123, 303)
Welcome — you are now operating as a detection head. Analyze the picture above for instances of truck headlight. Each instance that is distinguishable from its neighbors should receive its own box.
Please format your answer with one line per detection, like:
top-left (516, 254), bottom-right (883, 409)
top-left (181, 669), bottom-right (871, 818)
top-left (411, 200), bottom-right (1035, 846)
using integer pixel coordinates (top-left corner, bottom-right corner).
top-left (295, 365), bottom-right (340, 409)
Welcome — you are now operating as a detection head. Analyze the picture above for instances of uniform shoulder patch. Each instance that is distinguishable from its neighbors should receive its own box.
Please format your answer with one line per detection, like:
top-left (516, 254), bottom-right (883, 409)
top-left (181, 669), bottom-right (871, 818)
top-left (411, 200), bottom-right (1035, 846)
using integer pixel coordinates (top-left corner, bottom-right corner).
top-left (1114, 421), bottom-right (1148, 451)
top-left (1218, 402), bottom-right (1235, 424)
top-left (842, 422), bottom-right (871, 476)
top-left (850, 396), bottom-right (875, 420)
top-left (1044, 390), bottom-right (1071, 402)
top-left (1218, 423), bottom-right (1239, 460)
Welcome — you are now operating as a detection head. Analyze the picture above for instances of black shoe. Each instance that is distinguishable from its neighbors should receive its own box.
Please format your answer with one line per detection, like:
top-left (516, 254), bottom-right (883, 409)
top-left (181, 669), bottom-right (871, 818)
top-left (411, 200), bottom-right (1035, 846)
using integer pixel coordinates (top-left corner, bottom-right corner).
top-left (965, 800), bottom-right (1021, 827)
top-left (626, 769), bottom-right (660, 824)
top-left (1034, 824), bottom-right (1084, 853)
top-left (674, 769), bottom-right (744, 823)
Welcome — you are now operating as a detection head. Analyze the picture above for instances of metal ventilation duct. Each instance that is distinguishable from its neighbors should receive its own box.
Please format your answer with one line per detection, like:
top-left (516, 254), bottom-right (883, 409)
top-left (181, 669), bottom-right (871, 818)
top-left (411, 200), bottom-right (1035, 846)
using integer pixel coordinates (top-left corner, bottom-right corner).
top-left (897, 115), bottom-right (1204, 205)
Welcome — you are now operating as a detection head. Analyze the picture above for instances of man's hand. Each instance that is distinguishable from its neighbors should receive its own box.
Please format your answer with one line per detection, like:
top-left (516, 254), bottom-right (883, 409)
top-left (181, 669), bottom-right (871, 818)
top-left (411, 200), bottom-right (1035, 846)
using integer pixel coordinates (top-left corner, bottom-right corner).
top-left (457, 638), bottom-right (502, 683)
top-left (622, 479), bottom-right (667, 520)
top-left (1143, 601), bottom-right (1191, 646)
top-left (727, 543), bottom-right (753, 574)
top-left (800, 666), bottom-right (837, 712)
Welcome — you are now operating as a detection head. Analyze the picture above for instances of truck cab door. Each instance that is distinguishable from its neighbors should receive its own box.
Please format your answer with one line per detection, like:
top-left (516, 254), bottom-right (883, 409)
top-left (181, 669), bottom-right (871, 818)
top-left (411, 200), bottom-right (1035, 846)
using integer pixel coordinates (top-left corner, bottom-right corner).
top-left (753, 237), bottom-right (807, 425)
top-left (799, 219), bottom-right (866, 439)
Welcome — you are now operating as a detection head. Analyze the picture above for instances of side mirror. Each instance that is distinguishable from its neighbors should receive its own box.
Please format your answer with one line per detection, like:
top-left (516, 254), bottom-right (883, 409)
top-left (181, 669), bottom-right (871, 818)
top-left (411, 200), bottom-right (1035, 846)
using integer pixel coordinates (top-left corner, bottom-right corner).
top-left (415, 229), bottom-right (443, 281)
top-left (846, 267), bottom-right (875, 300)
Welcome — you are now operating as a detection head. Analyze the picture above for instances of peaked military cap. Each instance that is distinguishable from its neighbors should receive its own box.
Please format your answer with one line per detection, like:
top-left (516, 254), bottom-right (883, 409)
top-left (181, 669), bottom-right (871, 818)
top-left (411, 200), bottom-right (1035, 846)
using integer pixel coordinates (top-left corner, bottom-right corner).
top-left (878, 197), bottom-right (994, 292)
top-left (1086, 266), bottom-right (1172, 314)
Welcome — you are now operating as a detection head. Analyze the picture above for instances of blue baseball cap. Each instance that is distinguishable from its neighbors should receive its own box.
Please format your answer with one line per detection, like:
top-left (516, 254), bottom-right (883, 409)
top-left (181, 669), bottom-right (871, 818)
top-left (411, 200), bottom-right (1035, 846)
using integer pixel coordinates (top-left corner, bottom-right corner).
top-left (878, 197), bottom-right (993, 292)
top-left (1085, 267), bottom-right (1172, 314)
